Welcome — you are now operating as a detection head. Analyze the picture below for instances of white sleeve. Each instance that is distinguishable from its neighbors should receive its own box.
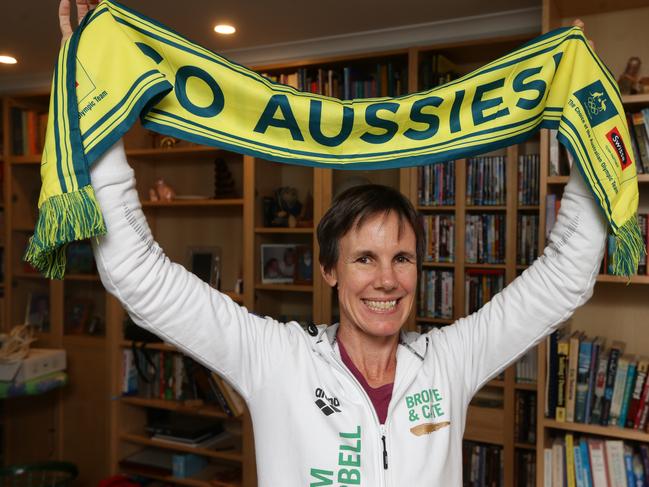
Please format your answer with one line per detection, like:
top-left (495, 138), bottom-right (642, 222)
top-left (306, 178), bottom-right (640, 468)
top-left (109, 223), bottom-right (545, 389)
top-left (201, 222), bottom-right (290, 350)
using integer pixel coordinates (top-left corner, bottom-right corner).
top-left (89, 140), bottom-right (298, 399)
top-left (439, 166), bottom-right (607, 398)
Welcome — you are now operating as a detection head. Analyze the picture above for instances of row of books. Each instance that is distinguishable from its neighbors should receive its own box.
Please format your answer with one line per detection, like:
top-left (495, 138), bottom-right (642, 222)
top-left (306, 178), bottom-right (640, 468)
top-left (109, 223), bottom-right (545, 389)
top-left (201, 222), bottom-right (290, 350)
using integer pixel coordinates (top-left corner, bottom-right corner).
top-left (260, 63), bottom-right (407, 99)
top-left (518, 154), bottom-right (541, 205)
top-left (462, 441), bottom-right (503, 487)
top-left (627, 109), bottom-right (649, 174)
top-left (515, 390), bottom-right (537, 445)
top-left (419, 54), bottom-right (458, 90)
top-left (464, 269), bottom-right (505, 315)
top-left (10, 107), bottom-right (47, 156)
top-left (421, 214), bottom-right (455, 263)
top-left (546, 330), bottom-right (649, 431)
top-left (122, 348), bottom-right (244, 417)
top-left (417, 269), bottom-right (454, 320)
top-left (517, 213), bottom-right (540, 266)
top-left (516, 348), bottom-right (538, 384)
top-left (465, 213), bottom-right (506, 264)
top-left (601, 214), bottom-right (649, 276)
top-left (516, 450), bottom-right (536, 487)
top-left (417, 160), bottom-right (456, 206)
top-left (466, 156), bottom-right (507, 206)
top-left (543, 433), bottom-right (649, 487)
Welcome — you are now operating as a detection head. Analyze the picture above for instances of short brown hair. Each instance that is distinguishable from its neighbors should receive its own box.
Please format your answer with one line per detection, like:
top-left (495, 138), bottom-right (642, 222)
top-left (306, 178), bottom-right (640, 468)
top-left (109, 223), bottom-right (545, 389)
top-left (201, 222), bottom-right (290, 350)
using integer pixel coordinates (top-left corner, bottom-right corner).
top-left (316, 184), bottom-right (424, 274)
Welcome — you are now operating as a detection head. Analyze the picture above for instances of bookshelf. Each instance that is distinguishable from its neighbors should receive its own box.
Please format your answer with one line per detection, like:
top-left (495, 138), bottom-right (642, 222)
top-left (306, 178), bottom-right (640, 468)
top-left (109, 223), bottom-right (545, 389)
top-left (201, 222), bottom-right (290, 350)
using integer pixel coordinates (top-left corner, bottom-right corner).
top-left (534, 1), bottom-right (649, 486)
top-left (2, 2), bottom-right (648, 485)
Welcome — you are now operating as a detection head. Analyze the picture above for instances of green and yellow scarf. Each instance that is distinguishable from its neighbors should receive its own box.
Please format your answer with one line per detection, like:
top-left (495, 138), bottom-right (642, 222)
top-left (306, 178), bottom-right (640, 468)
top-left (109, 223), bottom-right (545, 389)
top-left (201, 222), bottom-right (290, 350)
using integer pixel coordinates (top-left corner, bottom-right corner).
top-left (26, 0), bottom-right (644, 279)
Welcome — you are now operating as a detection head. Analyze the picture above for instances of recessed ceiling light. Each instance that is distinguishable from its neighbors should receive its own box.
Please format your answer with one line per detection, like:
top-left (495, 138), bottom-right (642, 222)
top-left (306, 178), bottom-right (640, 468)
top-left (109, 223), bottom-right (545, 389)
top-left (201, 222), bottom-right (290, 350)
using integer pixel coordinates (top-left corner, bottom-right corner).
top-left (0, 55), bottom-right (17, 64)
top-left (214, 24), bottom-right (236, 35)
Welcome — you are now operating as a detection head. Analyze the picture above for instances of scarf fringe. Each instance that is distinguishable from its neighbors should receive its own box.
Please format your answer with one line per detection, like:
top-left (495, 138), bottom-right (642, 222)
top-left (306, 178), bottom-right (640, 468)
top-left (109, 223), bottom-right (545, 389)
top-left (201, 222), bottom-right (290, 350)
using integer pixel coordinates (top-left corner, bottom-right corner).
top-left (23, 185), bottom-right (106, 280)
top-left (611, 215), bottom-right (647, 279)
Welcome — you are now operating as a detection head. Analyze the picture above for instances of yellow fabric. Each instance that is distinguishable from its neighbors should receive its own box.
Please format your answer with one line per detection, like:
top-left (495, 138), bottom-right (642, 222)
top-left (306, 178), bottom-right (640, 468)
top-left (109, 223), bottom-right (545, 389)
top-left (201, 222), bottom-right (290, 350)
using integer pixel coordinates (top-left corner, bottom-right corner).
top-left (27, 0), bottom-right (644, 278)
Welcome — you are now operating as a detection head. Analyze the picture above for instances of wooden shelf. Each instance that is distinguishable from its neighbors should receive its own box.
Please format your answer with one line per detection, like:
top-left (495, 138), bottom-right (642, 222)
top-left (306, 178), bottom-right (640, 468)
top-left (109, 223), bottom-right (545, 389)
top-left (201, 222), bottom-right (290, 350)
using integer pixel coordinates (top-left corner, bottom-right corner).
top-left (254, 227), bottom-right (313, 234)
top-left (464, 405), bottom-right (505, 445)
top-left (487, 379), bottom-right (505, 388)
top-left (515, 442), bottom-right (536, 450)
top-left (254, 283), bottom-right (313, 292)
top-left (465, 263), bottom-right (507, 270)
top-left (62, 334), bottom-right (105, 348)
top-left (517, 205), bottom-right (540, 211)
top-left (547, 175), bottom-right (569, 184)
top-left (466, 205), bottom-right (507, 211)
top-left (516, 264), bottom-right (530, 271)
top-left (12, 271), bottom-right (46, 280)
top-left (120, 433), bottom-right (243, 462)
top-left (120, 466), bottom-right (238, 487)
top-left (126, 146), bottom-right (222, 159)
top-left (64, 273), bottom-right (101, 282)
top-left (543, 419), bottom-right (649, 442)
top-left (417, 205), bottom-right (455, 211)
top-left (120, 396), bottom-right (237, 421)
top-left (120, 340), bottom-right (176, 352)
top-left (514, 382), bottom-right (537, 391)
top-left (621, 93), bottom-right (649, 106)
top-left (421, 261), bottom-right (455, 268)
top-left (142, 199), bottom-right (243, 208)
top-left (596, 274), bottom-right (649, 284)
top-left (416, 316), bottom-right (454, 325)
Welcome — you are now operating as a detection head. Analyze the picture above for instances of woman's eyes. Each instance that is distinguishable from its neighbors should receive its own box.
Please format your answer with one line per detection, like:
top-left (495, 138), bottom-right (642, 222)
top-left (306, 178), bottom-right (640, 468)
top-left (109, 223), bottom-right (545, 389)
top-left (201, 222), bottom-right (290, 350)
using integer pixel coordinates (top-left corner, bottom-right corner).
top-left (395, 255), bottom-right (413, 264)
top-left (356, 256), bottom-right (371, 264)
top-left (355, 255), bottom-right (413, 264)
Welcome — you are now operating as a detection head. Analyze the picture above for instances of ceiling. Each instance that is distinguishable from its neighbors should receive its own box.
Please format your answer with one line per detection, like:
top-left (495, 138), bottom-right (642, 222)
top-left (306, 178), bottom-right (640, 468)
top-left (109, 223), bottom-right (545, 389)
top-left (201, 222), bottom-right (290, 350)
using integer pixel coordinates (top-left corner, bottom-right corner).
top-left (0, 0), bottom-right (540, 91)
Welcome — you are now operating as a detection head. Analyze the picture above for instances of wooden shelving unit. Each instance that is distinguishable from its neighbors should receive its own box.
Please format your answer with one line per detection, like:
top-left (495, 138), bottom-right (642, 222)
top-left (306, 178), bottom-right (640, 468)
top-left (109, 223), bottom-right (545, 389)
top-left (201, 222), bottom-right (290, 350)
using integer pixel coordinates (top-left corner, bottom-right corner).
top-left (534, 1), bottom-right (649, 486)
top-left (3, 0), bottom-right (648, 484)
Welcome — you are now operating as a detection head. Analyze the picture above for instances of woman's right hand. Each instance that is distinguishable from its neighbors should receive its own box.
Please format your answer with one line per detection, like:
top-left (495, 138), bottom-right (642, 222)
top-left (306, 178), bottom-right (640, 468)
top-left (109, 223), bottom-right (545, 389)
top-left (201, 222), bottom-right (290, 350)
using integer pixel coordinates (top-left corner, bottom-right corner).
top-left (59, 0), bottom-right (98, 45)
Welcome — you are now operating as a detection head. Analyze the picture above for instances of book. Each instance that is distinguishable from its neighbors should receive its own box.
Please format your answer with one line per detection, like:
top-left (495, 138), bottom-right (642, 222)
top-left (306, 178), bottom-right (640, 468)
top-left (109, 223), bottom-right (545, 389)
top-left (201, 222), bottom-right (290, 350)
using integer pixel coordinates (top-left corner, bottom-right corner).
top-left (574, 444), bottom-right (585, 487)
top-left (556, 333), bottom-right (570, 422)
top-left (566, 331), bottom-right (582, 422)
top-left (587, 438), bottom-right (608, 487)
top-left (544, 448), bottom-right (553, 487)
top-left (618, 357), bottom-right (637, 427)
top-left (604, 440), bottom-right (626, 487)
top-left (579, 439), bottom-right (593, 487)
top-left (633, 358), bottom-right (649, 429)
top-left (546, 331), bottom-right (560, 419)
top-left (601, 341), bottom-right (625, 425)
top-left (585, 337), bottom-right (604, 424)
top-left (608, 354), bottom-right (630, 426)
top-left (590, 349), bottom-right (609, 425)
top-left (565, 433), bottom-right (576, 487)
top-left (575, 336), bottom-right (593, 423)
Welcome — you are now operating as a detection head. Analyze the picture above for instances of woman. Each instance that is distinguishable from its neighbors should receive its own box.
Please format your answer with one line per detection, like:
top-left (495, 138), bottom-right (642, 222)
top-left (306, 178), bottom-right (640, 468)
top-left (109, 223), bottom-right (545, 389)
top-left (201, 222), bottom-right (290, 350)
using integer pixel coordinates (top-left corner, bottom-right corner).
top-left (60, 1), bottom-right (606, 485)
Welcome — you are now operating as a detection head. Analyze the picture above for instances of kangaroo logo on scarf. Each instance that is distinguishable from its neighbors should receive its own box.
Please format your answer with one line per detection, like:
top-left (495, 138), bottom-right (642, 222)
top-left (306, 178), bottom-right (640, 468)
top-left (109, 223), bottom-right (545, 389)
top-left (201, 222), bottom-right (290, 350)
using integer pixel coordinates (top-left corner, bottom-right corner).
top-left (574, 80), bottom-right (617, 127)
top-left (25, 0), bottom-right (645, 279)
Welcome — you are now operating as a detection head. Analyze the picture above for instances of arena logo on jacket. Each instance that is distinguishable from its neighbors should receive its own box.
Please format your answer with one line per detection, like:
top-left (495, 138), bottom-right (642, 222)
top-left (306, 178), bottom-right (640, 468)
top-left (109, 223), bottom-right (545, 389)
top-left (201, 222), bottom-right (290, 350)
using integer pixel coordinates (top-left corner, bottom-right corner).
top-left (405, 387), bottom-right (450, 436)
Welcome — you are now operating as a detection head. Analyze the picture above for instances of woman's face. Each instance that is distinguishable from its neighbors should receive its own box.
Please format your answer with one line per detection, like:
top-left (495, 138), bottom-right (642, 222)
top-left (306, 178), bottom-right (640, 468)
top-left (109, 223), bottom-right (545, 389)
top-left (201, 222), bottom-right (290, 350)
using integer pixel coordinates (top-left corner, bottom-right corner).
top-left (322, 211), bottom-right (418, 339)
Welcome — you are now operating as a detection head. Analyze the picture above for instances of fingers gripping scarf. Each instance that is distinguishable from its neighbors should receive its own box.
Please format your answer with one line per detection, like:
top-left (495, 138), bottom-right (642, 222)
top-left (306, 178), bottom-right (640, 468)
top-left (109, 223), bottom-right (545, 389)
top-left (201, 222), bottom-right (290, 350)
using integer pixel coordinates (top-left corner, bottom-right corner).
top-left (26, 0), bottom-right (645, 279)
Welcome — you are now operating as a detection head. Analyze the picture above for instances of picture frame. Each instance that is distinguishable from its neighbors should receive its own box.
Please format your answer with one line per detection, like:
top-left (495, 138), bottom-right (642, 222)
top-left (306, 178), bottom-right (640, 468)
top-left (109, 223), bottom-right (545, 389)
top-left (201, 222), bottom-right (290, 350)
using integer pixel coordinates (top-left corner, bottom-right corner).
top-left (65, 298), bottom-right (94, 335)
top-left (25, 291), bottom-right (50, 332)
top-left (261, 244), bottom-right (297, 284)
top-left (187, 246), bottom-right (222, 290)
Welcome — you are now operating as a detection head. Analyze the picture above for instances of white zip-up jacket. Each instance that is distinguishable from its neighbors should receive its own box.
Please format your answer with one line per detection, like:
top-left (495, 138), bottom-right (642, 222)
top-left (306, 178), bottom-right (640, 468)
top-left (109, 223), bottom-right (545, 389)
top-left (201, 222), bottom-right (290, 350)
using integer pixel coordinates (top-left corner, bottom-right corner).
top-left (90, 140), bottom-right (606, 486)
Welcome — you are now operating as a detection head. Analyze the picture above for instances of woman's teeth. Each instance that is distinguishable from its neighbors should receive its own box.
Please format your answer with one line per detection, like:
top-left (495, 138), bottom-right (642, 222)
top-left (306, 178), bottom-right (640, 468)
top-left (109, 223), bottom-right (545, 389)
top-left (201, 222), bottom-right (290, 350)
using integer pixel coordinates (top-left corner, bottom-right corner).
top-left (364, 299), bottom-right (397, 311)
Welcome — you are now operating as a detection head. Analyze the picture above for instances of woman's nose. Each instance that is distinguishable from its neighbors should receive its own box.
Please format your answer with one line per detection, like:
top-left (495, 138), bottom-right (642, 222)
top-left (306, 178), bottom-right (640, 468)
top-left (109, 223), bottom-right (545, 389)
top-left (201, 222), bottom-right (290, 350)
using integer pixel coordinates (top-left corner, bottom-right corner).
top-left (375, 263), bottom-right (397, 290)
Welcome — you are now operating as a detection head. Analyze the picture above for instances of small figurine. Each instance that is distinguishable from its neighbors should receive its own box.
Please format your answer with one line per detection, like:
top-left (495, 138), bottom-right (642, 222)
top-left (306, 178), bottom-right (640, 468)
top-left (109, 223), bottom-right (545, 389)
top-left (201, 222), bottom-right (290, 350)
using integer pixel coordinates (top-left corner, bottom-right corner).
top-left (148, 188), bottom-right (159, 201)
top-left (618, 57), bottom-right (642, 95)
top-left (151, 178), bottom-right (176, 201)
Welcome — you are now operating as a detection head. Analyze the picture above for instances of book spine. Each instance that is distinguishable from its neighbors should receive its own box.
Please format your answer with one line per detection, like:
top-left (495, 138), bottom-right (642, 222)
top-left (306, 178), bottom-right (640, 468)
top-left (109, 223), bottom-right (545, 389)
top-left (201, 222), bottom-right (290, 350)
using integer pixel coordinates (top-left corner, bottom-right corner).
top-left (576, 340), bottom-right (592, 423)
top-left (580, 439), bottom-right (593, 487)
top-left (602, 347), bottom-right (622, 425)
top-left (604, 440), bottom-right (626, 487)
top-left (557, 339), bottom-right (570, 422)
top-left (587, 439), bottom-right (608, 487)
top-left (584, 340), bottom-right (601, 424)
top-left (618, 361), bottom-right (637, 427)
top-left (609, 357), bottom-right (629, 426)
top-left (566, 434), bottom-right (576, 487)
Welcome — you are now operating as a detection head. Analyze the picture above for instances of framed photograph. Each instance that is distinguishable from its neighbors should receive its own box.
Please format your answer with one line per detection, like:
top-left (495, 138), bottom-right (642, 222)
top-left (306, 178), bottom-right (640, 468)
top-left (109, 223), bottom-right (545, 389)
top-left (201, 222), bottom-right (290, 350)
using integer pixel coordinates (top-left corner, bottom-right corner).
top-left (261, 244), bottom-right (297, 284)
top-left (25, 292), bottom-right (50, 332)
top-left (295, 245), bottom-right (313, 284)
top-left (65, 298), bottom-right (94, 334)
top-left (187, 246), bottom-right (222, 289)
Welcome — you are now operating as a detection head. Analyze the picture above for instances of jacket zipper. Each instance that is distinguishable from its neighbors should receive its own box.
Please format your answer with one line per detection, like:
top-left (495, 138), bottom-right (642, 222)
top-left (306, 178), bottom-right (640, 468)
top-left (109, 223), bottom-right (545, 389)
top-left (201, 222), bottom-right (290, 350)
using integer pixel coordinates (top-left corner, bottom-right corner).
top-left (329, 353), bottom-right (390, 485)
